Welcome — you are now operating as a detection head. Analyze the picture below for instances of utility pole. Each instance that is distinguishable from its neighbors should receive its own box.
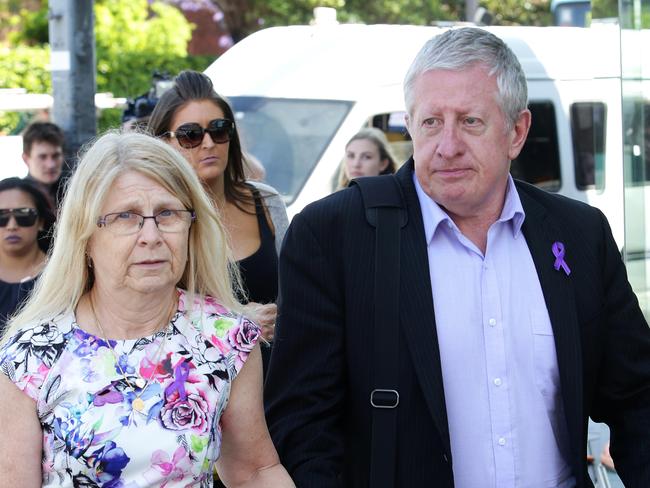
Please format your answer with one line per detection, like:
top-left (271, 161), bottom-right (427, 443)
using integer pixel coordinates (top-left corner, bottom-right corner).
top-left (465, 0), bottom-right (479, 22)
top-left (48, 0), bottom-right (96, 168)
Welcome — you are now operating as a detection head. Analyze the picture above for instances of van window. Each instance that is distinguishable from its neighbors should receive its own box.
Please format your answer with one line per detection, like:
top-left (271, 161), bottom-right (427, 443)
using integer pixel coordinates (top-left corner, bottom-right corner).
top-left (371, 112), bottom-right (412, 165)
top-left (230, 97), bottom-right (352, 202)
top-left (624, 101), bottom-right (650, 185)
top-left (571, 102), bottom-right (606, 190)
top-left (511, 101), bottom-right (561, 191)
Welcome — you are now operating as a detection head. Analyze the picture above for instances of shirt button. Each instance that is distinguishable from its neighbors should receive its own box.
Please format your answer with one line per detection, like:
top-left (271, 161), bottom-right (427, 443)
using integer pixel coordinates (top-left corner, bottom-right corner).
top-left (498, 437), bottom-right (506, 446)
top-left (488, 318), bottom-right (497, 327)
top-left (493, 378), bottom-right (502, 386)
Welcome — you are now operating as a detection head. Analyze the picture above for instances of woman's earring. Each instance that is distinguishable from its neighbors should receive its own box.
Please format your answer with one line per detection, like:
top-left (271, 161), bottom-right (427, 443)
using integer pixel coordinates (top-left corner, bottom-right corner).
top-left (86, 253), bottom-right (93, 269)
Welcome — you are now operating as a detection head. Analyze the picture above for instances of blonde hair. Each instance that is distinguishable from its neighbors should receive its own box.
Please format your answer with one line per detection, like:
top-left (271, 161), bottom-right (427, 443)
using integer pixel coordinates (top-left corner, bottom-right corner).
top-left (336, 127), bottom-right (398, 190)
top-left (2, 131), bottom-right (241, 343)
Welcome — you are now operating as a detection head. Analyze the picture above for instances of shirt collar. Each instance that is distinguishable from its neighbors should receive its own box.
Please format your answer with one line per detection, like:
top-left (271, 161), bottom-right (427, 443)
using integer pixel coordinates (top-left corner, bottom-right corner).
top-left (413, 172), bottom-right (526, 244)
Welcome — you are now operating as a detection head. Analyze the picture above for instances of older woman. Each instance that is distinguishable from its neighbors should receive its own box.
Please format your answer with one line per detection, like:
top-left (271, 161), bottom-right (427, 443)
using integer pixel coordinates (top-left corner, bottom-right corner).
top-left (0, 132), bottom-right (294, 488)
top-left (336, 127), bottom-right (398, 190)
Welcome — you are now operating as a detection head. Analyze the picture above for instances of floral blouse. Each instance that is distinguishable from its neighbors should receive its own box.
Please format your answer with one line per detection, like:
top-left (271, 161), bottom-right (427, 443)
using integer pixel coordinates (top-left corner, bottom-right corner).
top-left (0, 289), bottom-right (260, 487)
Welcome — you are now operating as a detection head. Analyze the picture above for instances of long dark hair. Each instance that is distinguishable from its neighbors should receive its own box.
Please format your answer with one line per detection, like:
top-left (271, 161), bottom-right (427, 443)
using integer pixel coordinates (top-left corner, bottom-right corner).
top-left (148, 70), bottom-right (252, 209)
top-left (0, 177), bottom-right (55, 252)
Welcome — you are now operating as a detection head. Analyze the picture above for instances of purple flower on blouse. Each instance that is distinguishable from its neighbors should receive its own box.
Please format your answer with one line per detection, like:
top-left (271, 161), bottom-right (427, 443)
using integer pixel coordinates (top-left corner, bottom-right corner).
top-left (227, 318), bottom-right (260, 362)
top-left (93, 384), bottom-right (124, 407)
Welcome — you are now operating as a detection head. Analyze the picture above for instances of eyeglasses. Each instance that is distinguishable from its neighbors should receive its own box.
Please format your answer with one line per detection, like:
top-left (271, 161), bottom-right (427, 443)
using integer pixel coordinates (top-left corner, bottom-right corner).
top-left (96, 209), bottom-right (196, 236)
top-left (164, 118), bottom-right (235, 149)
top-left (0, 208), bottom-right (39, 227)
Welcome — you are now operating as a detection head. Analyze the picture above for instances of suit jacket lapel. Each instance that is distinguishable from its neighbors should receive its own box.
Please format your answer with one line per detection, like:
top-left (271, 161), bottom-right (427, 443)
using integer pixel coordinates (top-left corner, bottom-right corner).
top-left (518, 183), bottom-right (584, 472)
top-left (396, 160), bottom-right (452, 455)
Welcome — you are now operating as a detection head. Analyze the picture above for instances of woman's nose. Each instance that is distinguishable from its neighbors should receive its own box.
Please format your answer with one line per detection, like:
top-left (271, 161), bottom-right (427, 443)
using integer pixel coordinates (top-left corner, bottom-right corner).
top-left (6, 215), bottom-right (18, 229)
top-left (201, 130), bottom-right (214, 148)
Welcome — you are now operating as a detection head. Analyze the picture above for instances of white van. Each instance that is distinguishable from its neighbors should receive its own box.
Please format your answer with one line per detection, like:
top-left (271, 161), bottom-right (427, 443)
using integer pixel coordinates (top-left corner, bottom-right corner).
top-left (205, 23), bottom-right (650, 262)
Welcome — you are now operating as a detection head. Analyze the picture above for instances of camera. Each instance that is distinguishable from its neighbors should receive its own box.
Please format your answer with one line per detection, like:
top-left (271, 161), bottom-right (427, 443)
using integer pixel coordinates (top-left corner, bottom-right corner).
top-left (121, 72), bottom-right (173, 127)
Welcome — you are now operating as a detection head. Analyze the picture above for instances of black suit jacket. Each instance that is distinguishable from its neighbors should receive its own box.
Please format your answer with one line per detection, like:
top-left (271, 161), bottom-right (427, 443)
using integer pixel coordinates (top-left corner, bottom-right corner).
top-left (265, 160), bottom-right (650, 488)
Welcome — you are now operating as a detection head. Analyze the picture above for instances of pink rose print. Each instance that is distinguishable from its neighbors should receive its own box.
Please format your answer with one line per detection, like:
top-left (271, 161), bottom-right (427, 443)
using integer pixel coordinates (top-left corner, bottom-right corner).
top-left (227, 318), bottom-right (260, 364)
top-left (148, 446), bottom-right (193, 487)
top-left (160, 389), bottom-right (209, 434)
top-left (21, 362), bottom-right (50, 400)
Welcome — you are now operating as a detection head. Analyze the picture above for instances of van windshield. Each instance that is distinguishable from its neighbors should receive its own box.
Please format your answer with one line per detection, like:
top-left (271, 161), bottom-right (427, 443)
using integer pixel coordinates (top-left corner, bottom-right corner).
top-left (230, 96), bottom-right (352, 203)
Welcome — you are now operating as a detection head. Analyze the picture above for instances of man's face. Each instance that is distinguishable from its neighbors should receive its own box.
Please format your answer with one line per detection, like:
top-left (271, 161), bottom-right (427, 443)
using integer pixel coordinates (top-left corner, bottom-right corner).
top-left (23, 141), bottom-right (64, 185)
top-left (406, 64), bottom-right (530, 222)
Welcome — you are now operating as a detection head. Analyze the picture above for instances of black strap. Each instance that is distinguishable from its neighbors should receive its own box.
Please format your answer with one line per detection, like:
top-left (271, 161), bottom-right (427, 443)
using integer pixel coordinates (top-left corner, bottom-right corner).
top-left (351, 175), bottom-right (406, 488)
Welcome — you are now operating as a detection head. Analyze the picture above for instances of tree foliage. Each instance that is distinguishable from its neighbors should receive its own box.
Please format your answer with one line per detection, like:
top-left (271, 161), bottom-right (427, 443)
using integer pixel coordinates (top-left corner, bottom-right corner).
top-left (212, 0), bottom-right (554, 42)
top-left (214, 0), bottom-right (462, 40)
top-left (0, 0), bottom-right (212, 133)
top-left (338, 0), bottom-right (460, 25)
top-left (479, 0), bottom-right (552, 27)
top-left (0, 44), bottom-right (51, 132)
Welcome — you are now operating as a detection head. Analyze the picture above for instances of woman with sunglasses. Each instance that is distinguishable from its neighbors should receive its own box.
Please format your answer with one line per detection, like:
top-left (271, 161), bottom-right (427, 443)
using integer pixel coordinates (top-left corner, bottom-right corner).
top-left (149, 71), bottom-right (289, 374)
top-left (0, 178), bottom-right (54, 332)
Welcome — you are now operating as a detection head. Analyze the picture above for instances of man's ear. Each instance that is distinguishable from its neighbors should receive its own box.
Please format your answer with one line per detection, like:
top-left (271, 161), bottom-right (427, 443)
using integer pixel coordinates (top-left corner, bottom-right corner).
top-left (22, 152), bottom-right (31, 167)
top-left (507, 109), bottom-right (532, 161)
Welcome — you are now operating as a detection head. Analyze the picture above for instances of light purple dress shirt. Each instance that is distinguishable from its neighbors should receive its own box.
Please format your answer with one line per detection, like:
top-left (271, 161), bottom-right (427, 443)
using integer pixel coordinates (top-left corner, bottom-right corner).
top-left (414, 174), bottom-right (575, 488)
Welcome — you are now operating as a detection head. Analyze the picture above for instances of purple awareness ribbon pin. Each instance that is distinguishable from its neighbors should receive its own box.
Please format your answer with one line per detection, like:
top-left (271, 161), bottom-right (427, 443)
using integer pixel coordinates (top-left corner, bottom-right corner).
top-left (552, 241), bottom-right (571, 276)
top-left (164, 361), bottom-right (189, 400)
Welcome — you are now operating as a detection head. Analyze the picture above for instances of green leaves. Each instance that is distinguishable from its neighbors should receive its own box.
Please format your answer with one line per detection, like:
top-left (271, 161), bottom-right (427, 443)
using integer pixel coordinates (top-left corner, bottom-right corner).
top-left (212, 318), bottom-right (232, 338)
top-left (0, 0), bottom-right (211, 133)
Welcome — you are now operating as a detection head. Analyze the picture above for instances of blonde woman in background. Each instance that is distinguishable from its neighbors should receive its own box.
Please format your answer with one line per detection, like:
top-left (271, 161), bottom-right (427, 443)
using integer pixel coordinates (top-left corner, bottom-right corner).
top-left (0, 132), bottom-right (294, 488)
top-left (336, 127), bottom-right (398, 190)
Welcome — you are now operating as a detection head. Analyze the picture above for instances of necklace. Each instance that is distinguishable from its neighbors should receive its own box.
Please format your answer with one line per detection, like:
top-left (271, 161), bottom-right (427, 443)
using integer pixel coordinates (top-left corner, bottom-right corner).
top-left (89, 295), bottom-right (173, 412)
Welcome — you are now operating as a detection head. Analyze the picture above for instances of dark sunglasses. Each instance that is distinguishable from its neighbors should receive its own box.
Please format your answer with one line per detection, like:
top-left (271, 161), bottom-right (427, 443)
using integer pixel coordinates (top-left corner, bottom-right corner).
top-left (164, 118), bottom-right (235, 149)
top-left (0, 208), bottom-right (39, 227)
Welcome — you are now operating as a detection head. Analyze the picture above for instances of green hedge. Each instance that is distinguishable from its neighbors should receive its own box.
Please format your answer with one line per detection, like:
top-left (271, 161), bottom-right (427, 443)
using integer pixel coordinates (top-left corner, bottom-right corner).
top-left (0, 45), bottom-right (213, 134)
top-left (1, 0), bottom-right (214, 134)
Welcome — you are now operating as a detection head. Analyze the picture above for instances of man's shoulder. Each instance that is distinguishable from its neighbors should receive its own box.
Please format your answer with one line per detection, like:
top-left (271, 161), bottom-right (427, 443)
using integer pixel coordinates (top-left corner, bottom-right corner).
top-left (298, 185), bottom-right (365, 223)
top-left (514, 179), bottom-right (602, 221)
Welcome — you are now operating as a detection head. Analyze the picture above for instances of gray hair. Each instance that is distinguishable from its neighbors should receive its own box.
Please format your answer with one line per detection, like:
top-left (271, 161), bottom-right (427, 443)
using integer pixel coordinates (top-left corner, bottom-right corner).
top-left (403, 27), bottom-right (528, 130)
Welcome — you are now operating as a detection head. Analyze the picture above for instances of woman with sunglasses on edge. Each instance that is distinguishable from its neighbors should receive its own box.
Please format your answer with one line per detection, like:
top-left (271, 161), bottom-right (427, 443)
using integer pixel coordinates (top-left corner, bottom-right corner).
top-left (148, 71), bottom-right (289, 377)
top-left (0, 178), bottom-right (54, 332)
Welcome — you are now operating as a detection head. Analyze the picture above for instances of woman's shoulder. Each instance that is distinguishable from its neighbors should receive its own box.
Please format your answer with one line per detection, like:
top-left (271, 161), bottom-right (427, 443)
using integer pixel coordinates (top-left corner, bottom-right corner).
top-left (2, 312), bottom-right (74, 349)
top-left (176, 289), bottom-right (260, 374)
top-left (177, 289), bottom-right (258, 337)
top-left (245, 180), bottom-right (281, 198)
top-left (245, 180), bottom-right (287, 209)
top-left (244, 181), bottom-right (289, 243)
top-left (0, 313), bottom-right (74, 399)
top-left (178, 288), bottom-right (239, 318)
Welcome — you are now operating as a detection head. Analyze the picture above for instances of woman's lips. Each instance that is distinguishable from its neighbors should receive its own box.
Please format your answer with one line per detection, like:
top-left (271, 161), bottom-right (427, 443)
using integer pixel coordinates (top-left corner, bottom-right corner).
top-left (4, 235), bottom-right (21, 243)
top-left (200, 157), bottom-right (218, 165)
top-left (135, 260), bottom-right (166, 268)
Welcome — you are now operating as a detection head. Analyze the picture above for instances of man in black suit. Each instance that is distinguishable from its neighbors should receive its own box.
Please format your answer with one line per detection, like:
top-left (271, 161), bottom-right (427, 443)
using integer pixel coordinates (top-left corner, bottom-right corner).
top-left (264, 27), bottom-right (650, 487)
